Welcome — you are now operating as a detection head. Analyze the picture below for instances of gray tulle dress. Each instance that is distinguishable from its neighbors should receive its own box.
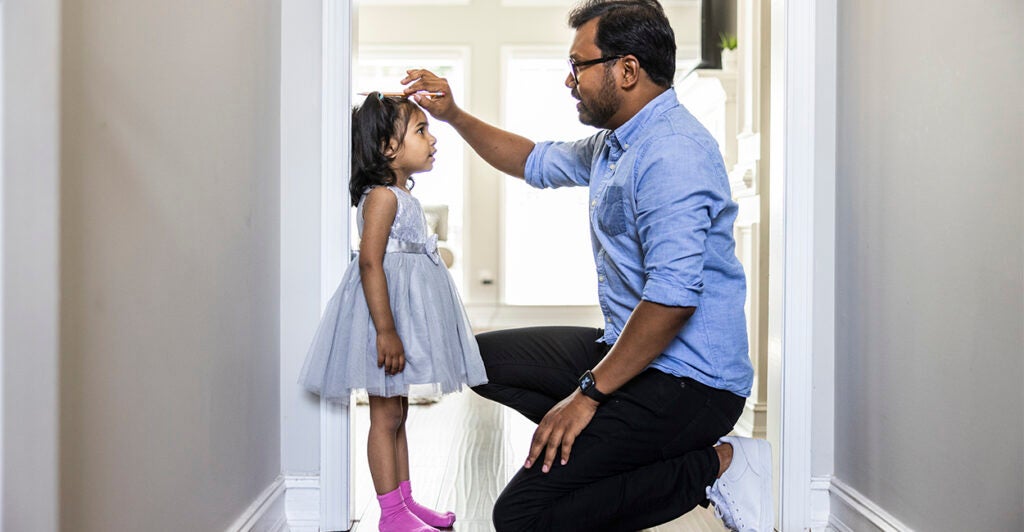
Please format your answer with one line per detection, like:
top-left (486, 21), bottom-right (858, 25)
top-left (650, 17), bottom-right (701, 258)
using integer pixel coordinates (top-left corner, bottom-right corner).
top-left (299, 186), bottom-right (487, 405)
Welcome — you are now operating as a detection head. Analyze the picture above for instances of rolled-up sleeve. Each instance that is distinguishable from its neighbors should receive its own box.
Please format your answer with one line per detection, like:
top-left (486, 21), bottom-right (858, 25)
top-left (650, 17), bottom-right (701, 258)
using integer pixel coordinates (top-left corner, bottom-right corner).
top-left (634, 135), bottom-right (727, 308)
top-left (524, 133), bottom-right (605, 189)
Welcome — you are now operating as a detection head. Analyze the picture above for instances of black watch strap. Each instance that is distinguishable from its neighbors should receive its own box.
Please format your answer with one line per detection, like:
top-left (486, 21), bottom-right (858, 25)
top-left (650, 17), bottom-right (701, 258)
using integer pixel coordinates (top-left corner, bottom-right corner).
top-left (578, 370), bottom-right (610, 404)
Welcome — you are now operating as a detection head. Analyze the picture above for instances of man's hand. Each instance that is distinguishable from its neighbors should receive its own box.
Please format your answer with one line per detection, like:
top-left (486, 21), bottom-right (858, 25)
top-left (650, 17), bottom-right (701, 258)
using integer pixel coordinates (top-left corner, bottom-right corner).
top-left (525, 391), bottom-right (600, 473)
top-left (376, 329), bottom-right (406, 375)
top-left (401, 69), bottom-right (460, 123)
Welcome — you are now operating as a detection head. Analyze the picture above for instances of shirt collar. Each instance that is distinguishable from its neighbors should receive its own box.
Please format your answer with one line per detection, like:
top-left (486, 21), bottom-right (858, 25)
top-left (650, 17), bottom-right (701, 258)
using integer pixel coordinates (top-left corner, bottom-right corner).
top-left (606, 87), bottom-right (679, 151)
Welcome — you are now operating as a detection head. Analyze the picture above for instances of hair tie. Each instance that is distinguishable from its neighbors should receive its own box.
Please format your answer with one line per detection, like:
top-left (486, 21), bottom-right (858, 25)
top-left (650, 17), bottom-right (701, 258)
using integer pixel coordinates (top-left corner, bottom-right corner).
top-left (377, 92), bottom-right (384, 101)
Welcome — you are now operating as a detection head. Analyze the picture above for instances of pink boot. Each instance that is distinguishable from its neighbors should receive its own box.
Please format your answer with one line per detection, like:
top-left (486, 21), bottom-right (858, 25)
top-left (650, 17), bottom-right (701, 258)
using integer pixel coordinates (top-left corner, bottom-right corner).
top-left (377, 487), bottom-right (437, 532)
top-left (400, 480), bottom-right (456, 528)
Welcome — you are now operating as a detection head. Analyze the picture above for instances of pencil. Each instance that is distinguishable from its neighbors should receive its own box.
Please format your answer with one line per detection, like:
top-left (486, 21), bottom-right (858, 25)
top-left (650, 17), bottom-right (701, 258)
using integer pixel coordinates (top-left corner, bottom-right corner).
top-left (358, 91), bottom-right (446, 98)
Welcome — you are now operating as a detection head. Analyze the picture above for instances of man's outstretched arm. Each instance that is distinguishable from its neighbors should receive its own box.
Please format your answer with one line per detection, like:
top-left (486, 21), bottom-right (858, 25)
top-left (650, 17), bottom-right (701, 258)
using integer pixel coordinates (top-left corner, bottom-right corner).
top-left (402, 69), bottom-right (535, 179)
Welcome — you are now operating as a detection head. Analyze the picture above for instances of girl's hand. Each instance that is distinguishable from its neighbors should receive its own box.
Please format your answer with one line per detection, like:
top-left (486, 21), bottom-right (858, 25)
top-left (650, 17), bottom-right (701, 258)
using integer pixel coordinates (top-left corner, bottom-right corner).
top-left (376, 329), bottom-right (406, 375)
top-left (401, 69), bottom-right (459, 123)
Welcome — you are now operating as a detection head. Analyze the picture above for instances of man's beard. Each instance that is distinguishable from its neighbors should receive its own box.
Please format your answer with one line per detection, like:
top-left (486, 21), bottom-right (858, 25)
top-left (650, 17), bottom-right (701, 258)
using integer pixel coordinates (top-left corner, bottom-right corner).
top-left (576, 67), bottom-right (620, 129)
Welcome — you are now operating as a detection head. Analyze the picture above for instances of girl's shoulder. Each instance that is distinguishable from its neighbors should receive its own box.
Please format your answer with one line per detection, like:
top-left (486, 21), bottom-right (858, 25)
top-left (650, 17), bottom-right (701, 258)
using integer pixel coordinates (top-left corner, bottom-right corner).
top-left (360, 186), bottom-right (401, 216)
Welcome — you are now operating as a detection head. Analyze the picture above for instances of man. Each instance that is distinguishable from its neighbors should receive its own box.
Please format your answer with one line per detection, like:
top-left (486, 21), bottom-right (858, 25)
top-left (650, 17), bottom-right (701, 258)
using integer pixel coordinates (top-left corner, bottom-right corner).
top-left (402, 0), bottom-right (772, 530)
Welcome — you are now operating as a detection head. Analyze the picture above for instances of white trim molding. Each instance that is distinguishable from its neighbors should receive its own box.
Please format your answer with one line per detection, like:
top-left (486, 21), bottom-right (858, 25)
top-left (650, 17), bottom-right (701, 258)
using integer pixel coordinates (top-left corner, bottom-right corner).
top-left (830, 478), bottom-right (914, 532)
top-left (226, 476), bottom-right (288, 532)
top-left (284, 475), bottom-right (322, 532)
top-left (2, 1), bottom-right (61, 530)
top-left (319, 0), bottom-right (354, 529)
top-left (768, 0), bottom-right (837, 530)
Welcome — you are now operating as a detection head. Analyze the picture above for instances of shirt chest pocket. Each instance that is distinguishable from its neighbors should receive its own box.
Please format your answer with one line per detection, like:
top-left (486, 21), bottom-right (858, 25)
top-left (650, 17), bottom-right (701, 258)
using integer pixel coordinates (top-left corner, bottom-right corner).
top-left (597, 185), bottom-right (628, 236)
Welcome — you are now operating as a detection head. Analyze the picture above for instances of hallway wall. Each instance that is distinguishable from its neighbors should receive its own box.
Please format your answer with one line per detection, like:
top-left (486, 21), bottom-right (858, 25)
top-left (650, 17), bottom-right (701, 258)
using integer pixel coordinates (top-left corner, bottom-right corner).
top-left (59, 1), bottom-right (283, 530)
top-left (835, 1), bottom-right (1023, 530)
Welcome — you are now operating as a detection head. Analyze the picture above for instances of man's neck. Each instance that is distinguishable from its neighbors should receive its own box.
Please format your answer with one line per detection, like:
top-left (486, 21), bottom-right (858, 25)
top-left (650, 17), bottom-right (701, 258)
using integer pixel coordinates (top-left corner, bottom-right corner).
top-left (605, 85), bottom-right (670, 131)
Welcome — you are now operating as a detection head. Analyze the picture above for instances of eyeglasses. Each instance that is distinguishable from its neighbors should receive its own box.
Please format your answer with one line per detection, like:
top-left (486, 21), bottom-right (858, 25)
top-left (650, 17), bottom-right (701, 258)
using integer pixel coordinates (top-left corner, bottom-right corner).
top-left (568, 55), bottom-right (625, 85)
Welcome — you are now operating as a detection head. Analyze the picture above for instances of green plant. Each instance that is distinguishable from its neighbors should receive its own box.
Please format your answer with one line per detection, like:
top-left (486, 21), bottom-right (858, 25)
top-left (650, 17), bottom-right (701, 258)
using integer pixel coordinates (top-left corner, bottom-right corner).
top-left (718, 32), bottom-right (738, 51)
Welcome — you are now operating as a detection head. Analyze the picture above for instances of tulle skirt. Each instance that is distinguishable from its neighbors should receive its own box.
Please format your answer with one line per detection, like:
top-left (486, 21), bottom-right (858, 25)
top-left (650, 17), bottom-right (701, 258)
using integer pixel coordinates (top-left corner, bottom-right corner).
top-left (298, 252), bottom-right (487, 405)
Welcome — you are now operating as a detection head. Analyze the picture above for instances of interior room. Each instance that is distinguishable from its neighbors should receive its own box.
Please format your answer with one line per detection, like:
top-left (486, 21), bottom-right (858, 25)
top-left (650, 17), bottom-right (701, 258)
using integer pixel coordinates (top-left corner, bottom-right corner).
top-left (2, 0), bottom-right (1021, 531)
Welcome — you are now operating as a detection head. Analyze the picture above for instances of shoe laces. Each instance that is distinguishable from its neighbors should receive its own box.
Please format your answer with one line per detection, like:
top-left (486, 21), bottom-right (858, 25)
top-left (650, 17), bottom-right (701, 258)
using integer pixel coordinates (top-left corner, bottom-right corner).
top-left (707, 485), bottom-right (738, 530)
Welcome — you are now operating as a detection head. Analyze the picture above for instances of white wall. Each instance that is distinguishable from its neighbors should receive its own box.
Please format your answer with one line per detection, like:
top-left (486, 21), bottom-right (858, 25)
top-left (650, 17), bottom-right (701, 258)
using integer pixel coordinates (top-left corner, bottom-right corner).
top-left (2, 0), bottom-right (61, 530)
top-left (59, 1), bottom-right (283, 530)
top-left (835, 1), bottom-right (1023, 530)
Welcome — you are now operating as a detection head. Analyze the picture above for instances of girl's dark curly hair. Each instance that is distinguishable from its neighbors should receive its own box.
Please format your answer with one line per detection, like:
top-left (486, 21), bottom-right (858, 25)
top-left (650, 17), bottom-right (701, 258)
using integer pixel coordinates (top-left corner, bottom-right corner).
top-left (349, 92), bottom-right (420, 206)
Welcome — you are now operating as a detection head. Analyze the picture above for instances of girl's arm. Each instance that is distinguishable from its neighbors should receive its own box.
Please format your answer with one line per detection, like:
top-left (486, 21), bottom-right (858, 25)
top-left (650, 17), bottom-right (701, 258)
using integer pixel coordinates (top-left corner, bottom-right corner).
top-left (358, 187), bottom-right (405, 375)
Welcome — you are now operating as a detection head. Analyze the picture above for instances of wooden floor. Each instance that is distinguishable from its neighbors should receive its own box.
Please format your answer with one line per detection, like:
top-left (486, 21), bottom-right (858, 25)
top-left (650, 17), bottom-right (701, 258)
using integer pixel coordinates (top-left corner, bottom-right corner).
top-left (350, 391), bottom-right (727, 532)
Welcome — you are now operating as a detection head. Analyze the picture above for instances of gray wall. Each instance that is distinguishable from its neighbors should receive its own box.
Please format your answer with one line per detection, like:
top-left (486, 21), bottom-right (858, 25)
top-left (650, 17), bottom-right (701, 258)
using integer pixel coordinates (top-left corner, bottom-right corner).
top-left (59, 1), bottom-right (282, 530)
top-left (836, 1), bottom-right (1023, 531)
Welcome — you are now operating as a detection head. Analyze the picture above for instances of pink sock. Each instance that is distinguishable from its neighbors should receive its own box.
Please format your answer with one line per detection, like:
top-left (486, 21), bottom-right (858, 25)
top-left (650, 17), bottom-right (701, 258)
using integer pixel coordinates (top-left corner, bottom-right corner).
top-left (400, 480), bottom-right (456, 528)
top-left (376, 487), bottom-right (437, 532)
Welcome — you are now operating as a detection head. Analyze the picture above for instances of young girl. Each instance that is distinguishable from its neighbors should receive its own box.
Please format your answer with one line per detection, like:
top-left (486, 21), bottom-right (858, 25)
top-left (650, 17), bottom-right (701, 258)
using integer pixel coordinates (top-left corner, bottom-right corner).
top-left (299, 92), bottom-right (487, 532)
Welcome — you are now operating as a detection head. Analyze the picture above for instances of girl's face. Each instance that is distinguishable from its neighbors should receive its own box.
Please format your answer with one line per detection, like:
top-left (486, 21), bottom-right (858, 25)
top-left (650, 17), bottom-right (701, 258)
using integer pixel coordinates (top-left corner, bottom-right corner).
top-left (388, 108), bottom-right (437, 179)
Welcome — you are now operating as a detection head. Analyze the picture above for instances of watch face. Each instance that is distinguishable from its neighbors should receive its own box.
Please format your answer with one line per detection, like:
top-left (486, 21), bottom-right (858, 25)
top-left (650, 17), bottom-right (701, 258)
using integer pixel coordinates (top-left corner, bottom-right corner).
top-left (580, 371), bottom-right (595, 390)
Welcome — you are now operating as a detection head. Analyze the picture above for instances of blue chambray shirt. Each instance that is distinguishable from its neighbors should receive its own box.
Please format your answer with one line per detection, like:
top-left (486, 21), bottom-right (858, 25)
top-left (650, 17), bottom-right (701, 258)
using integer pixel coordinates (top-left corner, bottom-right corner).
top-left (524, 88), bottom-right (753, 397)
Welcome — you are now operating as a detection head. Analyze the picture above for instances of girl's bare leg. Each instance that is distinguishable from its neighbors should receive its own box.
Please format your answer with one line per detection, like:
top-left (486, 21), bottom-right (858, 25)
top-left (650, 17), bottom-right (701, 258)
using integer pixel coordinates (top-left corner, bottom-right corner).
top-left (367, 395), bottom-right (405, 494)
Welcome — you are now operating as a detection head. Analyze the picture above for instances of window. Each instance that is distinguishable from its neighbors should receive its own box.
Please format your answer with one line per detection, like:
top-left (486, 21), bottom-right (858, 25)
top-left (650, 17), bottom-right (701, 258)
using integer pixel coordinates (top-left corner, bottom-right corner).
top-left (353, 48), bottom-right (468, 294)
top-left (501, 48), bottom-right (598, 306)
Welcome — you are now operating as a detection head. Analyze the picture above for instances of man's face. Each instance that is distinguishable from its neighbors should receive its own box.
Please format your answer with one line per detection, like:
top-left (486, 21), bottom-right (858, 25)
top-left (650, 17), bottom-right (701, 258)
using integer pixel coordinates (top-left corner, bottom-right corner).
top-left (567, 18), bottom-right (622, 129)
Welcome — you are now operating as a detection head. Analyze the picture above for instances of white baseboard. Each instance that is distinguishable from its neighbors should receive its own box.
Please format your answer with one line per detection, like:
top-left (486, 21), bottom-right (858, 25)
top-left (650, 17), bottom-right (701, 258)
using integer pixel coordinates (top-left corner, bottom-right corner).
top-left (226, 476), bottom-right (288, 532)
top-left (465, 303), bottom-right (604, 330)
top-left (284, 475), bottom-right (322, 532)
top-left (809, 475), bottom-right (832, 530)
top-left (829, 477), bottom-right (913, 532)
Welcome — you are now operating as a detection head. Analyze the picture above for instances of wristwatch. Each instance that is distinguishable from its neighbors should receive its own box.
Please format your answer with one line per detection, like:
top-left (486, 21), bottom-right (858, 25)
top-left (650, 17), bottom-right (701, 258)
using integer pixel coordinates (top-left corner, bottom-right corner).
top-left (578, 370), bottom-right (611, 404)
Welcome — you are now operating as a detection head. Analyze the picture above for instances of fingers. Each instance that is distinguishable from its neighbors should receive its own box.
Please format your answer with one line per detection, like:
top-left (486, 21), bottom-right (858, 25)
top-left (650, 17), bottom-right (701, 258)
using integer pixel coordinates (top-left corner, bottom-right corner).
top-left (525, 423), bottom-right (549, 470)
top-left (526, 423), bottom-right (567, 473)
top-left (542, 432), bottom-right (561, 473)
top-left (382, 351), bottom-right (405, 375)
top-left (402, 69), bottom-right (449, 96)
top-left (560, 432), bottom-right (576, 466)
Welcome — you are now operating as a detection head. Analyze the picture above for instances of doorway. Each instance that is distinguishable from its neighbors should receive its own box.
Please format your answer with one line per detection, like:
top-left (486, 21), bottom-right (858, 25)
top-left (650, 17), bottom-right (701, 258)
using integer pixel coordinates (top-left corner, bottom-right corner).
top-left (298, 0), bottom-right (838, 530)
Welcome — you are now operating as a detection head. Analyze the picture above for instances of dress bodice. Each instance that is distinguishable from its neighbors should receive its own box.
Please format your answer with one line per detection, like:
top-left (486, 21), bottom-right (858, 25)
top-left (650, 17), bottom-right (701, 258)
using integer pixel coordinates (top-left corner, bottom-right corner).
top-left (356, 186), bottom-right (429, 244)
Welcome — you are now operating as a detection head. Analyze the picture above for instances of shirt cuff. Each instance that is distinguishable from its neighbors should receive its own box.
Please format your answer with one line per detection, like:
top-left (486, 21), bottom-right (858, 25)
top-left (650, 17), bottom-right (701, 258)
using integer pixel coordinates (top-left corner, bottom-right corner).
top-left (523, 142), bottom-right (550, 188)
top-left (641, 276), bottom-right (702, 307)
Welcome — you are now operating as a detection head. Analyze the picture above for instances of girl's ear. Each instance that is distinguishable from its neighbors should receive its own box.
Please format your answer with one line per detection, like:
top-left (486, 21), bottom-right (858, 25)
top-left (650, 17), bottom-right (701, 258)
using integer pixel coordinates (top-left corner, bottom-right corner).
top-left (382, 138), bottom-right (398, 158)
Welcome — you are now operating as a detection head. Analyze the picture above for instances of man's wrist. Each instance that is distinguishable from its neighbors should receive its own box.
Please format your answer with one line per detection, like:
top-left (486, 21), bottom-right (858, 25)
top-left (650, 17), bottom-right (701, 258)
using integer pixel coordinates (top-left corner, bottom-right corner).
top-left (578, 369), bottom-right (611, 404)
top-left (575, 389), bottom-right (601, 408)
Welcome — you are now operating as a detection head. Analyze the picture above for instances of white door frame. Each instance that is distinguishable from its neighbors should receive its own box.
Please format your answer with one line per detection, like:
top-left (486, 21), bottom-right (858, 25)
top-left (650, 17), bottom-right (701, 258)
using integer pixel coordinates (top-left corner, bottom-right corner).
top-left (1, 0), bottom-right (62, 530)
top-left (317, 0), bottom-right (355, 530)
top-left (306, 0), bottom-right (838, 530)
top-left (767, 0), bottom-right (837, 530)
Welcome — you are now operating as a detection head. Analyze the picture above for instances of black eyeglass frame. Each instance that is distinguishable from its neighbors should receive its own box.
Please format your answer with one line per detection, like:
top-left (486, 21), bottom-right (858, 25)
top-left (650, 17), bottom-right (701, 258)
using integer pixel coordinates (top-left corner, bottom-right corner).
top-left (568, 55), bottom-right (626, 85)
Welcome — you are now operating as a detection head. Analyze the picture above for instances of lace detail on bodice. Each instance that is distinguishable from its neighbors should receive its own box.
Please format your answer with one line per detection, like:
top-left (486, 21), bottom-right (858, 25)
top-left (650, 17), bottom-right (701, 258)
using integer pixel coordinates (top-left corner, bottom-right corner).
top-left (356, 186), bottom-right (429, 244)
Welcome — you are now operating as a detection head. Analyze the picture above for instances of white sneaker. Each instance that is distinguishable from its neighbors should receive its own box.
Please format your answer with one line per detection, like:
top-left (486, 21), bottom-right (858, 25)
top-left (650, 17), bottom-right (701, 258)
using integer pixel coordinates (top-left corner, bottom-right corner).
top-left (707, 436), bottom-right (774, 531)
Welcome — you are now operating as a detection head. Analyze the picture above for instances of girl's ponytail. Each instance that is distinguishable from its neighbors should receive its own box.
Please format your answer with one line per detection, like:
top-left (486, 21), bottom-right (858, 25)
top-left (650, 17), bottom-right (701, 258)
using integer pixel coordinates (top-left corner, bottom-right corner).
top-left (349, 92), bottom-right (418, 206)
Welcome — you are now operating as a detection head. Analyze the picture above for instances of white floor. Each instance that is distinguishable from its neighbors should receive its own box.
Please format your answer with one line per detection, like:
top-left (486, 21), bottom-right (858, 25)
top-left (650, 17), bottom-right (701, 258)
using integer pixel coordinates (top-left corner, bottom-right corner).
top-left (349, 391), bottom-right (727, 531)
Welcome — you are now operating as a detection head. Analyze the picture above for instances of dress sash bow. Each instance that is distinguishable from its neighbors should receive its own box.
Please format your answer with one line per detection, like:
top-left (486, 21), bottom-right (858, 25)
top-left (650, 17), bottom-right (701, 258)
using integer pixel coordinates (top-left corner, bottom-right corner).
top-left (385, 234), bottom-right (440, 265)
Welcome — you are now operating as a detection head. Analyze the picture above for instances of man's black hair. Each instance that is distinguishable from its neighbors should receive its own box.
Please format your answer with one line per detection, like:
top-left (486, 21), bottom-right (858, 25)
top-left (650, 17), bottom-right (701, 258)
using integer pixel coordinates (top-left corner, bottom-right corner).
top-left (568, 0), bottom-right (676, 88)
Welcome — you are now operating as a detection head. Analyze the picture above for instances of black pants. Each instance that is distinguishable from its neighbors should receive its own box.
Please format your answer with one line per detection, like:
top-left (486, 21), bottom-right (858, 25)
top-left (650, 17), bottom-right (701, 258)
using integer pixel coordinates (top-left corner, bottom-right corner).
top-left (471, 326), bottom-right (745, 532)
